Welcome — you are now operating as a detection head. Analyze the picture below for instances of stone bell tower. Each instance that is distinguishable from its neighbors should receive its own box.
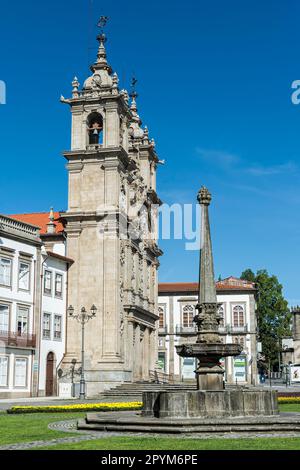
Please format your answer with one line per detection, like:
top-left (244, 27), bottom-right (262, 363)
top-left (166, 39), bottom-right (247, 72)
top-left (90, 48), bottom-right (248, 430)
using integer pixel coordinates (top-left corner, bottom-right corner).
top-left (59, 28), bottom-right (162, 396)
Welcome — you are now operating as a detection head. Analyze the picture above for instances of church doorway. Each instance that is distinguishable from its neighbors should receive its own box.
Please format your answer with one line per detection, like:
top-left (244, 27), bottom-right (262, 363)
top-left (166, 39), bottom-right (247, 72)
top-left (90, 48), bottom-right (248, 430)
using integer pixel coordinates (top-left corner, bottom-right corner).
top-left (45, 352), bottom-right (56, 396)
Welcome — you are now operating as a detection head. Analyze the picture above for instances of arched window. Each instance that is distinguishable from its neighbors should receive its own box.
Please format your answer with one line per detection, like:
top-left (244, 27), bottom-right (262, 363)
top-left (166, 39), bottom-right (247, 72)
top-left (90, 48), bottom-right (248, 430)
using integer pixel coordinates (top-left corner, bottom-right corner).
top-left (182, 305), bottom-right (194, 327)
top-left (233, 305), bottom-right (245, 327)
top-left (218, 305), bottom-right (225, 326)
top-left (234, 336), bottom-right (245, 350)
top-left (87, 112), bottom-right (103, 145)
top-left (158, 306), bottom-right (165, 328)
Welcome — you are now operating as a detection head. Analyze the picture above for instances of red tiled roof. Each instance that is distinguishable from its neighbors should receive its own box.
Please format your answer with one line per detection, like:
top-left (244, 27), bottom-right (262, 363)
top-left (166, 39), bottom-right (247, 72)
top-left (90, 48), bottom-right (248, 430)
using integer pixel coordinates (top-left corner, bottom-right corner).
top-left (9, 212), bottom-right (64, 235)
top-left (159, 277), bottom-right (256, 294)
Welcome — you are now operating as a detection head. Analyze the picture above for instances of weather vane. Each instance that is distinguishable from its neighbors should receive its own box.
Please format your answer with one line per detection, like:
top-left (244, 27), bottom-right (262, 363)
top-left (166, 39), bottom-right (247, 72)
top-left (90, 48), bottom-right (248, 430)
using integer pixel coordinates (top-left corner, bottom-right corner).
top-left (97, 16), bottom-right (109, 33)
top-left (130, 76), bottom-right (138, 97)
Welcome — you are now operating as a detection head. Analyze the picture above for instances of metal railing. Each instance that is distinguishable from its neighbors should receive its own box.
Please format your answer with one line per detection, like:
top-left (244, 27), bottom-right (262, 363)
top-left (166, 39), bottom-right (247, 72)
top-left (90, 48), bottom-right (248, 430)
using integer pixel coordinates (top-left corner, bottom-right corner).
top-left (0, 330), bottom-right (36, 348)
top-left (158, 325), bottom-right (168, 335)
top-left (175, 325), bottom-right (197, 335)
top-left (149, 370), bottom-right (174, 384)
top-left (227, 324), bottom-right (249, 334)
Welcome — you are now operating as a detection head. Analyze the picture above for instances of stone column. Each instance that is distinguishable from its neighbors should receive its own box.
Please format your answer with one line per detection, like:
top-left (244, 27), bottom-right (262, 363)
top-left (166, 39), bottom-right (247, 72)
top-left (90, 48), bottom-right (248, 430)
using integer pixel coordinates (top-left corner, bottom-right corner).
top-left (169, 296), bottom-right (175, 379)
top-left (126, 320), bottom-right (134, 375)
top-left (143, 328), bottom-right (150, 379)
top-left (149, 329), bottom-right (156, 373)
top-left (134, 324), bottom-right (141, 381)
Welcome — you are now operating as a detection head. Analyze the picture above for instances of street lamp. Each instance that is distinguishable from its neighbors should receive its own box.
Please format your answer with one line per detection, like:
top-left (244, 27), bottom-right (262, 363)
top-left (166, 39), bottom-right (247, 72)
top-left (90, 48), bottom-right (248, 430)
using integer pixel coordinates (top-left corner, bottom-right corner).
top-left (67, 304), bottom-right (97, 399)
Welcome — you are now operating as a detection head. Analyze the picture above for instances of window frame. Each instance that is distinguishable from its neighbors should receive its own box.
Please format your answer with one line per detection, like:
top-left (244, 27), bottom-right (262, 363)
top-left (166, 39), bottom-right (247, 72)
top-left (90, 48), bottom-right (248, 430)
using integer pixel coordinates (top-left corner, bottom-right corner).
top-left (54, 273), bottom-right (63, 299)
top-left (0, 355), bottom-right (9, 388)
top-left (16, 305), bottom-right (30, 336)
top-left (42, 312), bottom-right (52, 340)
top-left (0, 302), bottom-right (11, 333)
top-left (182, 304), bottom-right (195, 328)
top-left (232, 303), bottom-right (246, 328)
top-left (158, 305), bottom-right (165, 329)
top-left (18, 259), bottom-right (31, 292)
top-left (44, 270), bottom-right (53, 296)
top-left (14, 357), bottom-right (28, 388)
top-left (218, 303), bottom-right (226, 327)
top-left (0, 256), bottom-right (12, 288)
top-left (53, 314), bottom-right (62, 341)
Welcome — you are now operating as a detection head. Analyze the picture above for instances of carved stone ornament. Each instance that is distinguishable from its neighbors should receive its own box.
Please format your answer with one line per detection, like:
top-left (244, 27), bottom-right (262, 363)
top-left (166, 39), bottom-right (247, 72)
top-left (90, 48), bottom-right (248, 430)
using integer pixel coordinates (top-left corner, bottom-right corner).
top-left (91, 74), bottom-right (102, 89)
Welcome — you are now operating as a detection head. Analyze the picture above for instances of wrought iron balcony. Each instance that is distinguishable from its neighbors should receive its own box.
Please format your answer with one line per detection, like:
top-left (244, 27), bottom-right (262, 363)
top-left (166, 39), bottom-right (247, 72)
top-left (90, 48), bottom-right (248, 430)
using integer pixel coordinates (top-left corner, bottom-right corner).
top-left (158, 325), bottom-right (168, 335)
top-left (0, 330), bottom-right (36, 348)
top-left (227, 324), bottom-right (249, 334)
top-left (175, 325), bottom-right (197, 335)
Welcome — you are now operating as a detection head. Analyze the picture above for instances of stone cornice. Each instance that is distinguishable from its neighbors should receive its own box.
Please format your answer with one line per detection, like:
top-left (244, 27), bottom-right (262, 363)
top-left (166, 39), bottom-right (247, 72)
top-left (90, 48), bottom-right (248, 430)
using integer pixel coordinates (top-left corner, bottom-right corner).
top-left (124, 304), bottom-right (159, 328)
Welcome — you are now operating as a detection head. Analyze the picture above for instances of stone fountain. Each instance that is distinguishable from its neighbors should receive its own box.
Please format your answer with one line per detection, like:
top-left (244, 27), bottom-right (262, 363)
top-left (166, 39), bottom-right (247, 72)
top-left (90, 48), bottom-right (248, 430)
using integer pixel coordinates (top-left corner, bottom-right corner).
top-left (78, 187), bottom-right (300, 434)
top-left (142, 186), bottom-right (278, 419)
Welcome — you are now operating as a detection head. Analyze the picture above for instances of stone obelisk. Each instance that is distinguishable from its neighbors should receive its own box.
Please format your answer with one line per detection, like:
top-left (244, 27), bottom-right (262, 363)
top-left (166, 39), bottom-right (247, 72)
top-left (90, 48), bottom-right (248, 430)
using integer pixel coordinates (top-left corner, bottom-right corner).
top-left (176, 186), bottom-right (242, 390)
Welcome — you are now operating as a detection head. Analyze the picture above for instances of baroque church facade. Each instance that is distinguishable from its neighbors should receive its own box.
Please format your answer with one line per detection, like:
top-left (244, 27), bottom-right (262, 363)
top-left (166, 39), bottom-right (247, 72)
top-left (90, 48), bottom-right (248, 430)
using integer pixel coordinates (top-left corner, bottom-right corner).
top-left (59, 31), bottom-right (162, 395)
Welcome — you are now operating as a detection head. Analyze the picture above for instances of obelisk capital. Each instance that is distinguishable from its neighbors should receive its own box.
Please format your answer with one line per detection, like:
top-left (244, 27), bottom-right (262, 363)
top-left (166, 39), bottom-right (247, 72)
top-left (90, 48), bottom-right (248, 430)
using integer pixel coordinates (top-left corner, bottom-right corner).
top-left (197, 186), bottom-right (212, 206)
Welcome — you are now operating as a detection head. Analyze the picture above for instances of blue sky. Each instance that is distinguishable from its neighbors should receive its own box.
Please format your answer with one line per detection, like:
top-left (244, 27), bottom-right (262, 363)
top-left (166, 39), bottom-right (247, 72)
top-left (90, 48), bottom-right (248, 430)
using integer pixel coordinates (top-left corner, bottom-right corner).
top-left (0, 0), bottom-right (300, 303)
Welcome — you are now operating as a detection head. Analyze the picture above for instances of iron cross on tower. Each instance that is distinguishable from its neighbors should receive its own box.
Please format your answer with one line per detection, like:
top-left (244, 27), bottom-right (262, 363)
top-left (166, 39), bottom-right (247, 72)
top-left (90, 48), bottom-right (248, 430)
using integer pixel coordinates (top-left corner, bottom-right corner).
top-left (97, 16), bottom-right (109, 33)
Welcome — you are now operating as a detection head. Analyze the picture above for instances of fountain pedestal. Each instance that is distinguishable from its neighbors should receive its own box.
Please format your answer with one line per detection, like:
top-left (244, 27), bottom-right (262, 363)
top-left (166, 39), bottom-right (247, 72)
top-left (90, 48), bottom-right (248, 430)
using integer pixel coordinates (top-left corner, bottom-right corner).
top-left (176, 342), bottom-right (242, 391)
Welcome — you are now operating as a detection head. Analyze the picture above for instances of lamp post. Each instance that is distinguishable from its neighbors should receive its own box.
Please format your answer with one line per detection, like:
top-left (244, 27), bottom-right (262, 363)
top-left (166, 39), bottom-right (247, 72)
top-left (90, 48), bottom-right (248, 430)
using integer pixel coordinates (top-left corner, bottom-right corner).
top-left (67, 304), bottom-right (97, 399)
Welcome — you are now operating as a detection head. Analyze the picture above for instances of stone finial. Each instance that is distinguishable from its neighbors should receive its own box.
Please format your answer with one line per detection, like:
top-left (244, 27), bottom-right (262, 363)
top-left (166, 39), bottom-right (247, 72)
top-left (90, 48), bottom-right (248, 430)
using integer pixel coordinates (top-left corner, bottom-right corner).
top-left (46, 207), bottom-right (56, 234)
top-left (112, 72), bottom-right (119, 94)
top-left (197, 186), bottom-right (212, 206)
top-left (143, 126), bottom-right (149, 144)
top-left (120, 89), bottom-right (129, 104)
top-left (130, 91), bottom-right (138, 113)
top-left (72, 76), bottom-right (80, 98)
top-left (96, 33), bottom-right (108, 66)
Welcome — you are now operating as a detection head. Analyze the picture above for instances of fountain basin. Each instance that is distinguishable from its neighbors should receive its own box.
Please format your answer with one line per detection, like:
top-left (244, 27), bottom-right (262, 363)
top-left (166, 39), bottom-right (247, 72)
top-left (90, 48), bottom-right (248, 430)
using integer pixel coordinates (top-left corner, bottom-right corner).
top-left (176, 342), bottom-right (242, 359)
top-left (142, 389), bottom-right (279, 419)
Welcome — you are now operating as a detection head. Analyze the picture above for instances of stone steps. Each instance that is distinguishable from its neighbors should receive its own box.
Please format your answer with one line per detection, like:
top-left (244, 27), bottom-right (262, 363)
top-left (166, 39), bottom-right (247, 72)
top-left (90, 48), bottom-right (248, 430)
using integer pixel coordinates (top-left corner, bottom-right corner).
top-left (100, 382), bottom-right (255, 399)
top-left (100, 382), bottom-right (198, 398)
top-left (78, 412), bottom-right (300, 434)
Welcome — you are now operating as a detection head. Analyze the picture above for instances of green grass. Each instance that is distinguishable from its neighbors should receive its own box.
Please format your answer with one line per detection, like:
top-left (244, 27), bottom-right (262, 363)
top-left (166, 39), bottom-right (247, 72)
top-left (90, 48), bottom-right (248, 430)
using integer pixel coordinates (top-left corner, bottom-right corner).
top-left (0, 412), bottom-right (85, 446)
top-left (0, 403), bottom-right (299, 449)
top-left (279, 403), bottom-right (300, 412)
top-left (36, 437), bottom-right (300, 451)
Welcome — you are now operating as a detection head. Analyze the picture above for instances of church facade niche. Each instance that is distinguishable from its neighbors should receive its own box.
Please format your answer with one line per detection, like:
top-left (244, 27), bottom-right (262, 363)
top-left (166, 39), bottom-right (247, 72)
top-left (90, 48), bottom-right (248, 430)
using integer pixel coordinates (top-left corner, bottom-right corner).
top-left (87, 112), bottom-right (103, 146)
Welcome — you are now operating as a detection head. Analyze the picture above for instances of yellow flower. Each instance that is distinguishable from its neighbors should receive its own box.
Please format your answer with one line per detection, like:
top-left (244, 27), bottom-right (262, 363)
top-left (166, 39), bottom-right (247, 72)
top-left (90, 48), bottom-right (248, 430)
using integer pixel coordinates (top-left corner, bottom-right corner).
top-left (8, 401), bottom-right (143, 414)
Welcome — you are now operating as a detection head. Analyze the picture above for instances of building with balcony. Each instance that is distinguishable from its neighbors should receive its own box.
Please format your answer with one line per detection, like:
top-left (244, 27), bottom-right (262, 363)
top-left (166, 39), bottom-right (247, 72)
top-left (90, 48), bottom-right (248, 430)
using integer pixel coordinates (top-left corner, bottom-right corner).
top-left (158, 277), bottom-right (258, 385)
top-left (0, 215), bottom-right (41, 398)
top-left (0, 212), bottom-right (72, 398)
top-left (9, 211), bottom-right (72, 397)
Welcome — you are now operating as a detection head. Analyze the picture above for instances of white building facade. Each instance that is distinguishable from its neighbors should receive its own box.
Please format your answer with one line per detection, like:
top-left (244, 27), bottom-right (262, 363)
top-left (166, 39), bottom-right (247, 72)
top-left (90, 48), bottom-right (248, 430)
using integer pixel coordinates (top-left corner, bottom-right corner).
top-left (38, 251), bottom-right (71, 396)
top-left (0, 212), bottom-right (71, 398)
top-left (158, 277), bottom-right (259, 386)
top-left (0, 215), bottom-right (42, 398)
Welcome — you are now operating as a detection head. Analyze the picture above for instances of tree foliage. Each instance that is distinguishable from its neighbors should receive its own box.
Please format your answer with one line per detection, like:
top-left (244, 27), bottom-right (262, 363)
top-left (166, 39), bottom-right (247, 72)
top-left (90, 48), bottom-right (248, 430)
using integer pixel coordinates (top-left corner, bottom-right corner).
top-left (241, 268), bottom-right (291, 367)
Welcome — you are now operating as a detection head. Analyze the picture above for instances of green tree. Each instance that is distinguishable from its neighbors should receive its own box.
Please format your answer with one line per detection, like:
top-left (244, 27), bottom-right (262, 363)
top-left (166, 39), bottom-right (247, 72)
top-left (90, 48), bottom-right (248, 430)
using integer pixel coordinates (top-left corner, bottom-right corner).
top-left (241, 269), bottom-right (292, 368)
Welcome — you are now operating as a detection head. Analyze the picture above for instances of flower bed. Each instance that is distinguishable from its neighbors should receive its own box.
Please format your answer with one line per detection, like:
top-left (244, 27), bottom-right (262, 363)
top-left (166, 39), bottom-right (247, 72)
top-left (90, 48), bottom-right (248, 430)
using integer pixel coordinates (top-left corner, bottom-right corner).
top-left (7, 401), bottom-right (143, 414)
top-left (278, 396), bottom-right (300, 404)
top-left (6, 397), bottom-right (300, 414)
